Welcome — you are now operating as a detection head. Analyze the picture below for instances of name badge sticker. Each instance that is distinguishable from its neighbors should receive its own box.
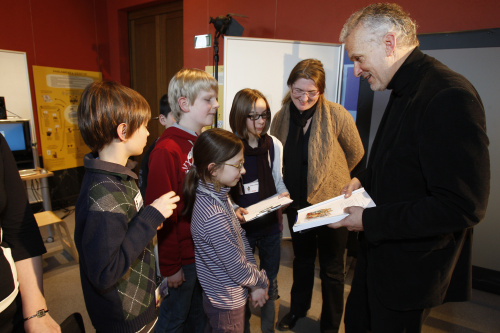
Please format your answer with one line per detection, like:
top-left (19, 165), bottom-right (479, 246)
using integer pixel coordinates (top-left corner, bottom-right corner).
top-left (134, 192), bottom-right (144, 211)
top-left (243, 180), bottom-right (259, 194)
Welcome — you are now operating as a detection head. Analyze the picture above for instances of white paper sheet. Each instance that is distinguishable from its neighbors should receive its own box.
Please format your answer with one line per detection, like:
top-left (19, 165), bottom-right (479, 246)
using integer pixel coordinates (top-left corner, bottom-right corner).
top-left (243, 194), bottom-right (293, 222)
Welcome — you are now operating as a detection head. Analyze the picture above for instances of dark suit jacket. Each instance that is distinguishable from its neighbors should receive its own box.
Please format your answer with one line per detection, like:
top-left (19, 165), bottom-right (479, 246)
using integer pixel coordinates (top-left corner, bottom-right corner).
top-left (358, 48), bottom-right (490, 310)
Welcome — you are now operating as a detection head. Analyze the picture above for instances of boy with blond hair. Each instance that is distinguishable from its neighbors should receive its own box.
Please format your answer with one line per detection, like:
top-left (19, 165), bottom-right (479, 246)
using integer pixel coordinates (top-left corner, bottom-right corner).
top-left (75, 81), bottom-right (179, 333)
top-left (145, 69), bottom-right (219, 332)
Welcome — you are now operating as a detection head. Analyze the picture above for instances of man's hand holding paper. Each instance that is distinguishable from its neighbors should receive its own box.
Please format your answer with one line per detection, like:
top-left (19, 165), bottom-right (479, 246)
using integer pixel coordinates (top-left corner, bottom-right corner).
top-left (328, 206), bottom-right (364, 232)
top-left (292, 186), bottom-right (374, 232)
top-left (329, 177), bottom-right (365, 231)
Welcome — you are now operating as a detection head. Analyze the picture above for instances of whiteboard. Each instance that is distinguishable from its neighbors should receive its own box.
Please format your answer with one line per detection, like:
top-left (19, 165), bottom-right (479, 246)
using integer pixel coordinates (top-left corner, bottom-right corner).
top-left (223, 36), bottom-right (344, 130)
top-left (0, 49), bottom-right (35, 141)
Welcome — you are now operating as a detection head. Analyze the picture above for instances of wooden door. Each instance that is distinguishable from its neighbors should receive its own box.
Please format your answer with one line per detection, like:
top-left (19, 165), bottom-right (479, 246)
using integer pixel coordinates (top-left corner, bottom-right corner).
top-left (129, 1), bottom-right (183, 168)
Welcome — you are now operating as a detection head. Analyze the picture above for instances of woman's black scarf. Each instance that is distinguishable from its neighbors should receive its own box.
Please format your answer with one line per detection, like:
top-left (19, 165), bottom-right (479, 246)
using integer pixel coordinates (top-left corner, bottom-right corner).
top-left (283, 101), bottom-right (317, 202)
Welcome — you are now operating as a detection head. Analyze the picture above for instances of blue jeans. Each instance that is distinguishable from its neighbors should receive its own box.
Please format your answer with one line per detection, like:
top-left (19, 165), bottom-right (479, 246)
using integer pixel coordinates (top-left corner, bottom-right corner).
top-left (203, 292), bottom-right (245, 333)
top-left (155, 263), bottom-right (206, 333)
top-left (244, 232), bottom-right (281, 333)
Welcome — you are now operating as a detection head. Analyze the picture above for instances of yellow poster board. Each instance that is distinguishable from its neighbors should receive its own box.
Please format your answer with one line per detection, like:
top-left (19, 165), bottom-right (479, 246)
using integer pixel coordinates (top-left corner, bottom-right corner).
top-left (32, 66), bottom-right (102, 171)
top-left (205, 65), bottom-right (224, 129)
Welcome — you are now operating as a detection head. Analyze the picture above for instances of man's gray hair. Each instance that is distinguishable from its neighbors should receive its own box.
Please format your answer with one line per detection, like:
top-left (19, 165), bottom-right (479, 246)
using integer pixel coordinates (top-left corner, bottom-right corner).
top-left (339, 3), bottom-right (419, 48)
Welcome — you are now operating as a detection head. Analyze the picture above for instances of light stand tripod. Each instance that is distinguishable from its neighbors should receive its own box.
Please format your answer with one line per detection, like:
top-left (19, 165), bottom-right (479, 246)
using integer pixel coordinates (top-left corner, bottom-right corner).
top-left (209, 14), bottom-right (244, 127)
top-left (210, 15), bottom-right (232, 82)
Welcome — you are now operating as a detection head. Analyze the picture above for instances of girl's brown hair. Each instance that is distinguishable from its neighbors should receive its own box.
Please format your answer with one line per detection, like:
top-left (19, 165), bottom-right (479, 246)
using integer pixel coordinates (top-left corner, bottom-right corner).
top-left (182, 128), bottom-right (243, 216)
top-left (229, 88), bottom-right (271, 141)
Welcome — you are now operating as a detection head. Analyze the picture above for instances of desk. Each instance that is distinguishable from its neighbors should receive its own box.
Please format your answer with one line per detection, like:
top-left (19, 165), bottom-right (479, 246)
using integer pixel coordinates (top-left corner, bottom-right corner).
top-left (21, 168), bottom-right (54, 240)
top-left (20, 168), bottom-right (78, 262)
top-left (20, 168), bottom-right (54, 211)
top-left (34, 210), bottom-right (79, 262)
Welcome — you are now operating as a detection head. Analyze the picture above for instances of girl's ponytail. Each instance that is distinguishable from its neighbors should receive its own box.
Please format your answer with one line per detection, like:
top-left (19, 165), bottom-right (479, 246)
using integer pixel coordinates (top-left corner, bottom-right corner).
top-left (182, 166), bottom-right (199, 216)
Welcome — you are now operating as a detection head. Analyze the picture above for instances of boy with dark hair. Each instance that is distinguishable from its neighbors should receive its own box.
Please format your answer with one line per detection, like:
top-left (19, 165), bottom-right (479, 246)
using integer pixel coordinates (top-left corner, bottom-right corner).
top-left (145, 69), bottom-right (219, 332)
top-left (138, 93), bottom-right (176, 198)
top-left (75, 81), bottom-right (179, 333)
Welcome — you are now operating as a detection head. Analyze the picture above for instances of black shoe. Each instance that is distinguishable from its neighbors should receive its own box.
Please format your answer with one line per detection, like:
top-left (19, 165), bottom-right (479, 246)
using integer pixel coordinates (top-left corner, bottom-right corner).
top-left (277, 312), bottom-right (301, 331)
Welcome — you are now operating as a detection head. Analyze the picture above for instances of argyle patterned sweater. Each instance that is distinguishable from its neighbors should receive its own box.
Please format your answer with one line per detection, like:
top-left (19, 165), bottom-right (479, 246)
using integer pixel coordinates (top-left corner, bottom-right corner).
top-left (75, 153), bottom-right (165, 333)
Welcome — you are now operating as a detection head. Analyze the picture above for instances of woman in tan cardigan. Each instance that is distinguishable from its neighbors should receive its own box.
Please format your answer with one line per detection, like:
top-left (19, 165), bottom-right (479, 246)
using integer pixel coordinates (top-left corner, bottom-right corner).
top-left (271, 59), bottom-right (364, 332)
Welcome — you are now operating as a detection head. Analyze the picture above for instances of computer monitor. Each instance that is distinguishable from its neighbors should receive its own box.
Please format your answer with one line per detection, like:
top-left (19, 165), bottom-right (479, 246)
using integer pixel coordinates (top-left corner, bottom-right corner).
top-left (0, 119), bottom-right (36, 171)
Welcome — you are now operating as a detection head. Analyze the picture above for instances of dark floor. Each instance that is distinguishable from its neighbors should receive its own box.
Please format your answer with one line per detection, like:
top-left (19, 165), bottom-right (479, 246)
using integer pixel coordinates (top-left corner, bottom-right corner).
top-left (41, 207), bottom-right (500, 333)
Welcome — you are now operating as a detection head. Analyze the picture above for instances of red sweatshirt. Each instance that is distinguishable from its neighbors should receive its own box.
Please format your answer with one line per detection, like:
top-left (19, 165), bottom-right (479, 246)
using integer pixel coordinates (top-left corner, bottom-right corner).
top-left (145, 125), bottom-right (197, 277)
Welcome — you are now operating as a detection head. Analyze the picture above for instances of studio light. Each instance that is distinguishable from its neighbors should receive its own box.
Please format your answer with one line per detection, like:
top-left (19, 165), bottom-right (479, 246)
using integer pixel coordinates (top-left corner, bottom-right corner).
top-left (209, 13), bottom-right (245, 128)
top-left (209, 13), bottom-right (245, 81)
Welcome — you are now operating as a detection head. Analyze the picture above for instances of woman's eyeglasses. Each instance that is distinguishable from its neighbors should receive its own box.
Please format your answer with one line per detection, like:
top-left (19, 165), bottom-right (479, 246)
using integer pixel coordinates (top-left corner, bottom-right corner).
top-left (247, 110), bottom-right (271, 120)
top-left (291, 86), bottom-right (319, 98)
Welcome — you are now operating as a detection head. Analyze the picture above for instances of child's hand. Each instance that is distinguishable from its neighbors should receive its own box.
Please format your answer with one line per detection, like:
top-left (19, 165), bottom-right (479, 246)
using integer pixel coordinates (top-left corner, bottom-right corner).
top-left (235, 207), bottom-right (248, 223)
top-left (278, 192), bottom-right (291, 209)
top-left (167, 268), bottom-right (185, 288)
top-left (278, 192), bottom-right (290, 199)
top-left (249, 286), bottom-right (269, 308)
top-left (151, 191), bottom-right (180, 219)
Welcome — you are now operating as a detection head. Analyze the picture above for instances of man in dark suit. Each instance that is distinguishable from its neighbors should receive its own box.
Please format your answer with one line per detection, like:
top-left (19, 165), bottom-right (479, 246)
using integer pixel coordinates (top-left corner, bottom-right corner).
top-left (332, 3), bottom-right (490, 332)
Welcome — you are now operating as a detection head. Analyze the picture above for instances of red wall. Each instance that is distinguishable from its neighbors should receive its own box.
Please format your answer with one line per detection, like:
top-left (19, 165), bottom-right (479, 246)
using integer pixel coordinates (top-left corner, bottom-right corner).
top-left (1, 0), bottom-right (498, 143)
top-left (0, 0), bottom-right (99, 71)
top-left (181, 0), bottom-right (499, 69)
top-left (2, 0), bottom-right (499, 83)
top-left (0, 0), bottom-right (103, 148)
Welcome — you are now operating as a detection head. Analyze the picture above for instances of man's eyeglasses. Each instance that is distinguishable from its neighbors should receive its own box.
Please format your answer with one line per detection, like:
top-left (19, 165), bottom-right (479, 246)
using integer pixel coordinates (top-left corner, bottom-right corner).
top-left (224, 161), bottom-right (245, 171)
top-left (291, 86), bottom-right (320, 98)
top-left (247, 110), bottom-right (271, 120)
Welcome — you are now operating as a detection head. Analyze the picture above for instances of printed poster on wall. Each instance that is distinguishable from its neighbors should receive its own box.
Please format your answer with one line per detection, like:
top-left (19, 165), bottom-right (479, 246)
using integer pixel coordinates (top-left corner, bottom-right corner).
top-left (32, 66), bottom-right (102, 171)
top-left (205, 65), bottom-right (223, 128)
